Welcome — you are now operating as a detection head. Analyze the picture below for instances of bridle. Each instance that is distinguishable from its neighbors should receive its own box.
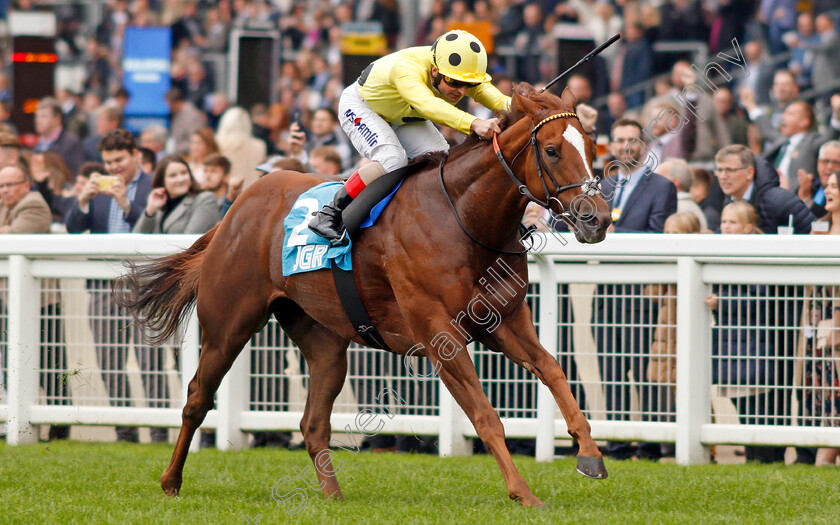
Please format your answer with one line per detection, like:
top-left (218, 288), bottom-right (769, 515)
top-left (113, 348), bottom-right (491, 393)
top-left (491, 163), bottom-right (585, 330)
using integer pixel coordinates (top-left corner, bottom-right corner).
top-left (493, 111), bottom-right (601, 224)
top-left (439, 110), bottom-right (602, 255)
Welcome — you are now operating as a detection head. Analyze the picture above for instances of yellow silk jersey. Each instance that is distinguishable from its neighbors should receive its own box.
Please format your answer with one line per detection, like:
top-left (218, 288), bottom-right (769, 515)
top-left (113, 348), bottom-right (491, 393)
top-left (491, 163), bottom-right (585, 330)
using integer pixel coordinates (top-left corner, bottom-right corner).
top-left (356, 46), bottom-right (511, 135)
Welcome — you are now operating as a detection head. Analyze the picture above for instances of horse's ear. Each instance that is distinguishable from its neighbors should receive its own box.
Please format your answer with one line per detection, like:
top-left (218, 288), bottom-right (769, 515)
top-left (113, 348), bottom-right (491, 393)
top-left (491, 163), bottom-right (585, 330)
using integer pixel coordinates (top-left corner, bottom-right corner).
top-left (515, 82), bottom-right (535, 96)
top-left (512, 83), bottom-right (539, 120)
top-left (560, 87), bottom-right (577, 112)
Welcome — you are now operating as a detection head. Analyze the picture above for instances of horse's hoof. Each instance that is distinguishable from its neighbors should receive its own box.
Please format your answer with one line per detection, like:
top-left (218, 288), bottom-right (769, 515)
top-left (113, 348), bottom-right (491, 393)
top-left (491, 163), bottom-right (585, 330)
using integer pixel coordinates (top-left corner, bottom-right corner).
top-left (576, 455), bottom-right (609, 479)
top-left (161, 476), bottom-right (182, 497)
top-left (516, 494), bottom-right (547, 508)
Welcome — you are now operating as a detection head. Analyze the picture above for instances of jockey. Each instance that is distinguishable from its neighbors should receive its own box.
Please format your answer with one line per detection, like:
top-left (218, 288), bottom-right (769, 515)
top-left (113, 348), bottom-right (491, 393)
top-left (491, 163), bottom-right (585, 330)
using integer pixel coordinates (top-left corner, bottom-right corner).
top-left (308, 29), bottom-right (512, 245)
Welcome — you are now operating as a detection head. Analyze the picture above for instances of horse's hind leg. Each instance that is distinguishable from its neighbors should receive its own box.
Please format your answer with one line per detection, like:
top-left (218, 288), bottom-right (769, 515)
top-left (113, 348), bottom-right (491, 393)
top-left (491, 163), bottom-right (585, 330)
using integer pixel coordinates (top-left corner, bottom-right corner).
top-left (480, 303), bottom-right (607, 479)
top-left (160, 298), bottom-right (267, 496)
top-left (274, 300), bottom-right (350, 500)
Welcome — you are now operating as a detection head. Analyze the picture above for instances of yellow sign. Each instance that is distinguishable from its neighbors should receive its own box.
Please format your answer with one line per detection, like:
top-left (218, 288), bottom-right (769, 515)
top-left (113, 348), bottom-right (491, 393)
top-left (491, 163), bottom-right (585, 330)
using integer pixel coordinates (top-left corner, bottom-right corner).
top-left (341, 33), bottom-right (387, 55)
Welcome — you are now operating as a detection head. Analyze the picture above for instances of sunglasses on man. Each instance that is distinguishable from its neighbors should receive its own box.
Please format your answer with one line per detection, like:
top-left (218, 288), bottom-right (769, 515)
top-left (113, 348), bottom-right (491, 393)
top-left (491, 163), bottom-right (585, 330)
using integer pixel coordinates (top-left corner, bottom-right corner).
top-left (441, 75), bottom-right (480, 89)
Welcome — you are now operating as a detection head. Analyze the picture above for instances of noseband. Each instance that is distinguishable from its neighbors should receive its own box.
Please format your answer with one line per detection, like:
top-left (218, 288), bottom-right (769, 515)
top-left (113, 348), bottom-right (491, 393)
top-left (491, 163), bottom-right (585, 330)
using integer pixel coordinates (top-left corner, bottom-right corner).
top-left (492, 111), bottom-right (601, 223)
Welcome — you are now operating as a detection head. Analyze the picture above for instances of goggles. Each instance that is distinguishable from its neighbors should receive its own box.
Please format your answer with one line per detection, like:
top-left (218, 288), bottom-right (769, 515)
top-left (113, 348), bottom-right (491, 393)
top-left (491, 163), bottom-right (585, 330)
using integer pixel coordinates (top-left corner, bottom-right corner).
top-left (441, 75), bottom-right (480, 89)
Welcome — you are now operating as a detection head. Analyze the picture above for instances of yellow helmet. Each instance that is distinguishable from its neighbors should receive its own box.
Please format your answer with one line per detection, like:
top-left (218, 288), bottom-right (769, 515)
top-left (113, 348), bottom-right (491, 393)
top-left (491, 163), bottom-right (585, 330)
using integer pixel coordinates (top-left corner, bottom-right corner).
top-left (431, 30), bottom-right (491, 83)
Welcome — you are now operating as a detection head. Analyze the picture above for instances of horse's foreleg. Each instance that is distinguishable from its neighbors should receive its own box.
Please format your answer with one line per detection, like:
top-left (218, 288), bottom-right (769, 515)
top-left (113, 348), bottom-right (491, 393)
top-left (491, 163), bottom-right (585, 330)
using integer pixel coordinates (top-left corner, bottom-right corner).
top-left (432, 352), bottom-right (545, 507)
top-left (480, 303), bottom-right (607, 479)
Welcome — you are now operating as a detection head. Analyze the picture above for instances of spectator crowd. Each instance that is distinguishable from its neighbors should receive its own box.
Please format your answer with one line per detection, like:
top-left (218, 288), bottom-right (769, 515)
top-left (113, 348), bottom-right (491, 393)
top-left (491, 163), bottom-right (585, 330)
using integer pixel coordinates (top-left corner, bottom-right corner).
top-left (1, 0), bottom-right (839, 462)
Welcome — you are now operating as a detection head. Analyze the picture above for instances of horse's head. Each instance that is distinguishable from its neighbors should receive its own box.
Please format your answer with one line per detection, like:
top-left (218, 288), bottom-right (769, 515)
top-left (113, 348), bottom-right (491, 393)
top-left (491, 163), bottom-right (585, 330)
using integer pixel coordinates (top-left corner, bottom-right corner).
top-left (508, 84), bottom-right (611, 243)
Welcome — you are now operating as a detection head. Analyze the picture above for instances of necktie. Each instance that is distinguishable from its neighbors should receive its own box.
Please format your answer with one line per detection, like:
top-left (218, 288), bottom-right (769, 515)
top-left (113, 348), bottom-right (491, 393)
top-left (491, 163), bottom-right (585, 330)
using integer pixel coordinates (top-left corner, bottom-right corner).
top-left (614, 180), bottom-right (626, 209)
top-left (611, 179), bottom-right (627, 223)
top-left (774, 141), bottom-right (790, 169)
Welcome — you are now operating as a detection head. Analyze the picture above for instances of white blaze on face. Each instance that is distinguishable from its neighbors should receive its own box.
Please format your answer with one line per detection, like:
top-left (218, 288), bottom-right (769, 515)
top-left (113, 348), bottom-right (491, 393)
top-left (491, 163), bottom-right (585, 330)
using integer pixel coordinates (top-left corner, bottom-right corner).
top-left (562, 125), bottom-right (593, 180)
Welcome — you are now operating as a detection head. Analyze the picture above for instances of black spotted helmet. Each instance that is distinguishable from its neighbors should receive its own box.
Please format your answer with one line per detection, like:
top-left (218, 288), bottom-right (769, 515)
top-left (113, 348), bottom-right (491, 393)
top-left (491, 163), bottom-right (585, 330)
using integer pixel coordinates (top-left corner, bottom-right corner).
top-left (431, 30), bottom-right (491, 83)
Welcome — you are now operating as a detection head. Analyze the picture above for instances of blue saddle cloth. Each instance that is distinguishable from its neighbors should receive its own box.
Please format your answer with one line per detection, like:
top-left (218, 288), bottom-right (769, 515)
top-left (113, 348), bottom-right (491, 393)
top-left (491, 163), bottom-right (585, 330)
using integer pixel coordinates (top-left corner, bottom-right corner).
top-left (282, 180), bottom-right (402, 276)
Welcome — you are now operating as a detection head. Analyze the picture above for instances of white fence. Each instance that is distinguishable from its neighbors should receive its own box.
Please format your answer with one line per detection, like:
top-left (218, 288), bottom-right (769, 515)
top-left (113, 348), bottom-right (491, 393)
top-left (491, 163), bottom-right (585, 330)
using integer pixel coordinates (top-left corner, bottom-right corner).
top-left (2, 233), bottom-right (840, 465)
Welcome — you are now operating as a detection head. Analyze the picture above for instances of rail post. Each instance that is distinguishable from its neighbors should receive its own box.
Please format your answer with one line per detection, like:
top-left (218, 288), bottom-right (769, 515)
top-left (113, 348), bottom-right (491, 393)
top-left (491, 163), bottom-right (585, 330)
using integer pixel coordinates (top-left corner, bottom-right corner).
top-left (7, 255), bottom-right (40, 445)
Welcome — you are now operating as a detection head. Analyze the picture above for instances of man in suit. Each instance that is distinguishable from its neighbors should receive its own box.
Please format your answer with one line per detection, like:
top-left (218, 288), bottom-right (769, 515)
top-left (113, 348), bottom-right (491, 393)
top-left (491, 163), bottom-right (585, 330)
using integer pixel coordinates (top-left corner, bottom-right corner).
top-left (0, 165), bottom-right (71, 440)
top-left (594, 119), bottom-right (677, 460)
top-left (761, 100), bottom-right (837, 195)
top-left (66, 129), bottom-right (160, 443)
top-left (0, 166), bottom-right (51, 232)
top-left (66, 129), bottom-right (152, 233)
top-left (602, 119), bottom-right (678, 233)
top-left (33, 97), bottom-right (84, 174)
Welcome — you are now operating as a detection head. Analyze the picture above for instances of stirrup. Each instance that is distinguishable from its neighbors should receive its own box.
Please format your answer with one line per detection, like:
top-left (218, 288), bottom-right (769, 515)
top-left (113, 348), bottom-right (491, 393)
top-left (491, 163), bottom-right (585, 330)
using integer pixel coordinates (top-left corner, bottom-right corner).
top-left (329, 229), bottom-right (348, 247)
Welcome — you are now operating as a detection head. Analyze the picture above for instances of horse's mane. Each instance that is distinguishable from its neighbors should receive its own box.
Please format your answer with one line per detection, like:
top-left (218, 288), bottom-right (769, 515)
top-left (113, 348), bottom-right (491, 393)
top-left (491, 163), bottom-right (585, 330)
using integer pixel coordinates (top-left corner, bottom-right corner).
top-left (408, 83), bottom-right (570, 169)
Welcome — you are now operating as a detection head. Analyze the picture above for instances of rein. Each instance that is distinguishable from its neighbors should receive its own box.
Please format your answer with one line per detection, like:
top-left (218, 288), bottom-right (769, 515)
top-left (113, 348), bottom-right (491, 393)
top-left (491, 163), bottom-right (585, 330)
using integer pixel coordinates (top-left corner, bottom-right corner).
top-left (438, 110), bottom-right (601, 255)
top-left (438, 158), bottom-right (530, 255)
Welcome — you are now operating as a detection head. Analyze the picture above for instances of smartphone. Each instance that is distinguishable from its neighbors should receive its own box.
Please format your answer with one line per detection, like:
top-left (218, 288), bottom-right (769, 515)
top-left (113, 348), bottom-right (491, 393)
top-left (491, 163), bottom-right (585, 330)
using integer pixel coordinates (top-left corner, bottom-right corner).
top-left (291, 109), bottom-right (301, 128)
top-left (97, 175), bottom-right (119, 191)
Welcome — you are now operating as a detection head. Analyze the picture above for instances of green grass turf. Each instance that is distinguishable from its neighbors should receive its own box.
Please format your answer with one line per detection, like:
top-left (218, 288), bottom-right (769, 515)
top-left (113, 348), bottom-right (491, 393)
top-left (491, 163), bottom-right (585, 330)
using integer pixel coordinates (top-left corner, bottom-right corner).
top-left (1, 440), bottom-right (838, 524)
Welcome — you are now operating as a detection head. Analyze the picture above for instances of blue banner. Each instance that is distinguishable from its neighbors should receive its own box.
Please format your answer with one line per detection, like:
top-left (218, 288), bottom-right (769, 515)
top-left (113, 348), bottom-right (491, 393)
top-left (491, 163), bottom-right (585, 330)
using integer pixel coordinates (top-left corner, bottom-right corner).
top-left (123, 27), bottom-right (171, 133)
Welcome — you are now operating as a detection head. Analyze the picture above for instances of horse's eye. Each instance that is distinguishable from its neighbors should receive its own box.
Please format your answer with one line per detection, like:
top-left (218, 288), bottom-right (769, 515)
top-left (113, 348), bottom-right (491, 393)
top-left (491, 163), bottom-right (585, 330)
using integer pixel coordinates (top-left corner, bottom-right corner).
top-left (545, 146), bottom-right (558, 158)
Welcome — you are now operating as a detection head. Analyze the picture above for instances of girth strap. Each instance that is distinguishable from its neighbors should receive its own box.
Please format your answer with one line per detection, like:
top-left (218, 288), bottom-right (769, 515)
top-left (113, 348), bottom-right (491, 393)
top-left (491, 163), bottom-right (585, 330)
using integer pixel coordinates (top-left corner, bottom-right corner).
top-left (331, 263), bottom-right (392, 350)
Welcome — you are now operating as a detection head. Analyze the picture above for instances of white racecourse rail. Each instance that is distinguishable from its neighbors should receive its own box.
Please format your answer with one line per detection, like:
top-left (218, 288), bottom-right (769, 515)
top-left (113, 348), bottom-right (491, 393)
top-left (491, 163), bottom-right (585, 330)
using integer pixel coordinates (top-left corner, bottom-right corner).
top-left (1, 233), bottom-right (840, 465)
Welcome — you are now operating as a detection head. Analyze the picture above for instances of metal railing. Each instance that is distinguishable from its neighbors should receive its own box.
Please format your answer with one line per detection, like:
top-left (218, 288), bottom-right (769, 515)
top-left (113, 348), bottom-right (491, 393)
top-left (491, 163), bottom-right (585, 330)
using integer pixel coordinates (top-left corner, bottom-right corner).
top-left (2, 233), bottom-right (840, 465)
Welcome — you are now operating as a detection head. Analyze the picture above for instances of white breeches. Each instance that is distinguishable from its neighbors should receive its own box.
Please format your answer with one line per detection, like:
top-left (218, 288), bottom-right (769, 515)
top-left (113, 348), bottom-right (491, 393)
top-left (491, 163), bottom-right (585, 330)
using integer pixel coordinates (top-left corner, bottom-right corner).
top-left (337, 82), bottom-right (450, 173)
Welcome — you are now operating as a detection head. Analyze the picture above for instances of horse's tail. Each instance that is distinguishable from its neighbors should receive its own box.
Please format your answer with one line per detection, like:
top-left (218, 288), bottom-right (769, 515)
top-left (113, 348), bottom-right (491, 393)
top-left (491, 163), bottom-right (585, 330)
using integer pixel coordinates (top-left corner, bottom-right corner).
top-left (114, 225), bottom-right (219, 345)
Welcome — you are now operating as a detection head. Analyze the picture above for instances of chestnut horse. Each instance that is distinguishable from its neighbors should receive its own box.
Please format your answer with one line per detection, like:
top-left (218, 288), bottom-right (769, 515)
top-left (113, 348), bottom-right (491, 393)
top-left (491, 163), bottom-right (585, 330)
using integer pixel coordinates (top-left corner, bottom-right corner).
top-left (116, 84), bottom-right (611, 507)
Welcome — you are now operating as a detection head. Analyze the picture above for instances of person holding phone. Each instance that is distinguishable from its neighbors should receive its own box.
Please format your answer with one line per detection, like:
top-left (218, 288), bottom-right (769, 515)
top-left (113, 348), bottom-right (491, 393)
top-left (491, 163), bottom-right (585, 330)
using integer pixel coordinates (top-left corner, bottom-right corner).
top-left (308, 29), bottom-right (512, 246)
top-left (66, 129), bottom-right (152, 234)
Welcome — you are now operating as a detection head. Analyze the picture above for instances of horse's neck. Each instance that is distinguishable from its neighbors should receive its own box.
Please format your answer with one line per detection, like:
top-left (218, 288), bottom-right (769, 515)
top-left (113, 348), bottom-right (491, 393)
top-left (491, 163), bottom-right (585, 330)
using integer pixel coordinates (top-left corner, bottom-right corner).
top-left (446, 120), bottom-right (533, 246)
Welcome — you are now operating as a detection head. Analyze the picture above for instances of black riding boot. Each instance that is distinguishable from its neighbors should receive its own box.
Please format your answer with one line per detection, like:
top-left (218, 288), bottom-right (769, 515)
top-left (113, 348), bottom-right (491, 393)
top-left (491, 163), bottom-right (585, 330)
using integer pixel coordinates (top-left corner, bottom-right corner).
top-left (308, 186), bottom-right (353, 246)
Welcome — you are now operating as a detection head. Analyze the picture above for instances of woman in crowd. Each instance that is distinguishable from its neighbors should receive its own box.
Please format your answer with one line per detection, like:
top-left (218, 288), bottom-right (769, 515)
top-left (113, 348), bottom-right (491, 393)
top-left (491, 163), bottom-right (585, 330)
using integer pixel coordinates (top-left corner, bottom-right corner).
top-left (215, 106), bottom-right (266, 188)
top-left (706, 202), bottom-right (783, 462)
top-left (134, 154), bottom-right (220, 234)
top-left (799, 171), bottom-right (840, 465)
top-left (187, 127), bottom-right (220, 186)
